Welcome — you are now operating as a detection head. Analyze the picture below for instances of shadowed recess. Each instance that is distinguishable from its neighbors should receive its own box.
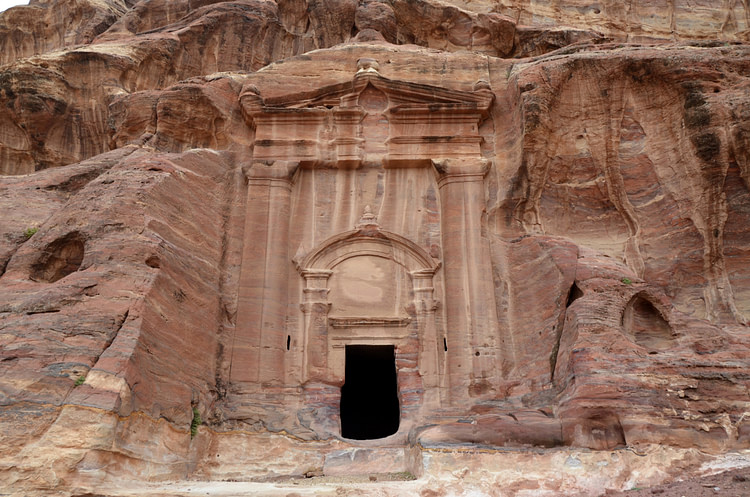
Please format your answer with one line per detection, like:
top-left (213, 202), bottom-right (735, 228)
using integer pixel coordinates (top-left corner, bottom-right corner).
top-left (30, 231), bottom-right (85, 283)
top-left (622, 293), bottom-right (673, 351)
top-left (566, 282), bottom-right (583, 307)
top-left (340, 345), bottom-right (400, 440)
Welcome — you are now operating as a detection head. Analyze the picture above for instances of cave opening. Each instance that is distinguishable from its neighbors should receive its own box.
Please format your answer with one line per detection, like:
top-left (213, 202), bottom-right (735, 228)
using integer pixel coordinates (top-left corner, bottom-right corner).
top-left (566, 282), bottom-right (583, 307)
top-left (340, 345), bottom-right (400, 440)
top-left (622, 293), bottom-right (673, 351)
top-left (30, 231), bottom-right (85, 283)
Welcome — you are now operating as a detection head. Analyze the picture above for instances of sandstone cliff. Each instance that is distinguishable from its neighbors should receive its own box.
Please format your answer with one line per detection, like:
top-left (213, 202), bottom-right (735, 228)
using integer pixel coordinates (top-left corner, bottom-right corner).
top-left (1, 1), bottom-right (749, 496)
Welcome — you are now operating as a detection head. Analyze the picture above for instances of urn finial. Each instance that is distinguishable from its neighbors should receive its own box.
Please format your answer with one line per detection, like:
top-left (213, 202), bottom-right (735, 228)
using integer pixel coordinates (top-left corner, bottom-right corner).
top-left (356, 205), bottom-right (379, 228)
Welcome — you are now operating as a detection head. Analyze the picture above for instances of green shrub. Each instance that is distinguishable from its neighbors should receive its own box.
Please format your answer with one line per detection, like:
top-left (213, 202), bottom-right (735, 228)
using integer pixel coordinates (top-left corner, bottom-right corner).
top-left (621, 277), bottom-right (632, 285)
top-left (74, 375), bottom-right (86, 386)
top-left (190, 407), bottom-right (202, 439)
top-left (23, 227), bottom-right (38, 240)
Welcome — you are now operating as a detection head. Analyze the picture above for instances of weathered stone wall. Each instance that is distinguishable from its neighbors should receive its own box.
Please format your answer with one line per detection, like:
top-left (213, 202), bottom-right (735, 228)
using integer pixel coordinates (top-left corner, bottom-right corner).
top-left (0, 1), bottom-right (749, 495)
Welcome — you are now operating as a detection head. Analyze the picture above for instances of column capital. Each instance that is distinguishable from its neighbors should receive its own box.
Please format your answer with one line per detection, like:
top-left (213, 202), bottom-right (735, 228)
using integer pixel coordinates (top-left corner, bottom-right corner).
top-left (242, 160), bottom-right (300, 186)
top-left (410, 268), bottom-right (439, 279)
top-left (298, 268), bottom-right (334, 280)
top-left (432, 158), bottom-right (490, 188)
top-left (300, 269), bottom-right (332, 306)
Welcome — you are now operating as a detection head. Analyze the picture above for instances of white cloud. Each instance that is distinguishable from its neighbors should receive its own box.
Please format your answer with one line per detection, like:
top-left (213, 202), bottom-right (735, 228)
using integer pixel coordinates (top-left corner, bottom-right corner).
top-left (0, 0), bottom-right (29, 13)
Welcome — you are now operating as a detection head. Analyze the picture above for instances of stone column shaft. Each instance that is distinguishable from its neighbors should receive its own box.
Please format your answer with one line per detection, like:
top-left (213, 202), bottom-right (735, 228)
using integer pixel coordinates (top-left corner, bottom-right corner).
top-left (299, 269), bottom-right (332, 383)
top-left (231, 161), bottom-right (298, 385)
top-left (411, 269), bottom-right (442, 408)
top-left (433, 158), bottom-right (498, 403)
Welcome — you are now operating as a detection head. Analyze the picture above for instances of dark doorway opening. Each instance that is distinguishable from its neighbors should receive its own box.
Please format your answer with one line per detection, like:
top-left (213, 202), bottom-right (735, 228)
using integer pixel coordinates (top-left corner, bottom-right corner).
top-left (340, 345), bottom-right (400, 440)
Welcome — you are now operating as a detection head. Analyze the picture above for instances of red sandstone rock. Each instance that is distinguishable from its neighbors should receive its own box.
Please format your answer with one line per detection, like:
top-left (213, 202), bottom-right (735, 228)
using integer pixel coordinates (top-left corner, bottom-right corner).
top-left (0, 1), bottom-right (750, 496)
top-left (0, 0), bottom-right (130, 66)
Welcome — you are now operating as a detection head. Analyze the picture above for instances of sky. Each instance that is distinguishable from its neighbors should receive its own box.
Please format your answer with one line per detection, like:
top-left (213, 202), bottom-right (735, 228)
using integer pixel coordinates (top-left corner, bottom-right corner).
top-left (0, 0), bottom-right (28, 13)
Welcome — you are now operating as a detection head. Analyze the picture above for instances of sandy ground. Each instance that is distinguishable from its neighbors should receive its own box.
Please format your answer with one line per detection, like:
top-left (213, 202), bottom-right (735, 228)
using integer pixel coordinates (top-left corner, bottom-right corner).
top-left (602, 467), bottom-right (750, 497)
top-left (93, 475), bottom-right (426, 497)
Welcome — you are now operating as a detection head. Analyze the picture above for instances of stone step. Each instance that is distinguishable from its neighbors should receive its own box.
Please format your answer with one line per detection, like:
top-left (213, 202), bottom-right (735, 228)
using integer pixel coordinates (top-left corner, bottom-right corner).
top-left (323, 446), bottom-right (421, 477)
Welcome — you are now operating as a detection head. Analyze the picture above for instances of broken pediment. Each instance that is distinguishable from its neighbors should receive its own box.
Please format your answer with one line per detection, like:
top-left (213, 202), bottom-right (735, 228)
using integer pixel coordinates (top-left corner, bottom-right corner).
top-left (240, 58), bottom-right (494, 167)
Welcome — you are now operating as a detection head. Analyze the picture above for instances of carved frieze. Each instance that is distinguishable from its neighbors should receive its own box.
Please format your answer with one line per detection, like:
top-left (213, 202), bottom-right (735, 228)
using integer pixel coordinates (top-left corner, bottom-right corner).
top-left (239, 59), bottom-right (494, 168)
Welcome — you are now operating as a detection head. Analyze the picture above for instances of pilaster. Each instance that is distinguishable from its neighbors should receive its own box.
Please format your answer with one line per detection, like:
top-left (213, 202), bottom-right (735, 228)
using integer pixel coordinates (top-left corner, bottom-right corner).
top-left (410, 268), bottom-right (443, 408)
top-left (299, 269), bottom-right (333, 383)
top-left (433, 158), bottom-right (500, 403)
top-left (231, 160), bottom-right (298, 385)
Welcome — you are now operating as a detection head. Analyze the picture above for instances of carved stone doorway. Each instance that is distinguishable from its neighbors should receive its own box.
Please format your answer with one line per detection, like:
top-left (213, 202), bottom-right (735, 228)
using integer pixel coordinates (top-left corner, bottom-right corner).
top-left (340, 345), bottom-right (400, 440)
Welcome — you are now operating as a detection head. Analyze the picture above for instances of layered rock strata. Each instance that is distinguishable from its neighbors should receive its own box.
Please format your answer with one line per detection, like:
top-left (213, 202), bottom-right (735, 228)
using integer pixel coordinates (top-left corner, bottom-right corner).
top-left (0, 0), bottom-right (749, 495)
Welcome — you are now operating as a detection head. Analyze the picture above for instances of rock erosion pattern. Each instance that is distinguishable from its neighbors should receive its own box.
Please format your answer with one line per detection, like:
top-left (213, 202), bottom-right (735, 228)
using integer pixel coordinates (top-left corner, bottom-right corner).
top-left (0, 0), bottom-right (749, 495)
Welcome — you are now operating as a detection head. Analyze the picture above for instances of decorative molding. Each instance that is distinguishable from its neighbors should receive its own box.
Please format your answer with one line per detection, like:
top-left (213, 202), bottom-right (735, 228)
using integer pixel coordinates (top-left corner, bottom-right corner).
top-left (329, 316), bottom-right (412, 328)
top-left (297, 226), bottom-right (439, 274)
top-left (239, 61), bottom-right (494, 167)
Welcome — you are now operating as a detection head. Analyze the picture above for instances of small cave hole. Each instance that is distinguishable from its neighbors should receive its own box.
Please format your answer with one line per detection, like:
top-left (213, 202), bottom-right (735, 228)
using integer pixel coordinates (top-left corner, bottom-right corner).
top-left (622, 293), bottom-right (673, 351)
top-left (443, 337), bottom-right (448, 352)
top-left (286, 335), bottom-right (291, 351)
top-left (30, 232), bottom-right (85, 283)
top-left (566, 282), bottom-right (584, 308)
top-left (145, 255), bottom-right (161, 268)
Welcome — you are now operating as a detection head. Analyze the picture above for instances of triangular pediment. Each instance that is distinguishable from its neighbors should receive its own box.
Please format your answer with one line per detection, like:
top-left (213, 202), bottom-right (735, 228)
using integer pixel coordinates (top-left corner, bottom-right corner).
top-left (239, 59), bottom-right (494, 167)
top-left (260, 71), bottom-right (494, 111)
top-left (242, 62), bottom-right (493, 116)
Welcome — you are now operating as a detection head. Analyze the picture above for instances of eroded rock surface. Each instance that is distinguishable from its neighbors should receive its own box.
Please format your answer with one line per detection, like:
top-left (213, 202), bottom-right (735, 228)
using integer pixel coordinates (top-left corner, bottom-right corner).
top-left (1, 1), bottom-right (749, 496)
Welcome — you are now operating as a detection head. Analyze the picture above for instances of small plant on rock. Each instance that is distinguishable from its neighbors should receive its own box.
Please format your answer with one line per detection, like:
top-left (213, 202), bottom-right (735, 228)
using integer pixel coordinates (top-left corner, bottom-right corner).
top-left (621, 277), bottom-right (633, 285)
top-left (74, 375), bottom-right (86, 386)
top-left (190, 407), bottom-right (202, 439)
top-left (23, 227), bottom-right (38, 240)
top-left (392, 471), bottom-right (417, 481)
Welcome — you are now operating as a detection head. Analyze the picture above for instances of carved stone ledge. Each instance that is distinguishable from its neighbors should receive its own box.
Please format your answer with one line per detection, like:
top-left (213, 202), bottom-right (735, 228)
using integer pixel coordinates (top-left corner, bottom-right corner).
top-left (328, 316), bottom-right (412, 328)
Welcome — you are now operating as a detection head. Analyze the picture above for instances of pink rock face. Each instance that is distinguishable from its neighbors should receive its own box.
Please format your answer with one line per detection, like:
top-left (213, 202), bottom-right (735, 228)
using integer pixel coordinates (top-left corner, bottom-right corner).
top-left (0, 0), bottom-right (750, 494)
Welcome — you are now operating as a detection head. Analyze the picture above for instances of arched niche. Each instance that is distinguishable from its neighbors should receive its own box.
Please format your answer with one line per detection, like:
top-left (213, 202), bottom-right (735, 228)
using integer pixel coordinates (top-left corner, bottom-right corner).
top-left (30, 231), bottom-right (86, 283)
top-left (302, 233), bottom-right (437, 317)
top-left (299, 229), bottom-right (439, 331)
top-left (622, 292), bottom-right (674, 352)
top-left (328, 254), bottom-right (401, 318)
top-left (296, 225), bottom-right (442, 403)
top-left (299, 228), bottom-right (438, 274)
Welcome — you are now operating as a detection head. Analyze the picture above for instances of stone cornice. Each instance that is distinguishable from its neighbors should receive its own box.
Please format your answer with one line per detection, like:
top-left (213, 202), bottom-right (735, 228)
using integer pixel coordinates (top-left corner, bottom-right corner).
top-left (239, 60), bottom-right (494, 167)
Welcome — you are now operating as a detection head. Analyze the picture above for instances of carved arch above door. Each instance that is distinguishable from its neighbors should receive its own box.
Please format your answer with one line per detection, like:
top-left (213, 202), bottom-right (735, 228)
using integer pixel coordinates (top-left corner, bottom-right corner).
top-left (295, 213), bottom-right (441, 386)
